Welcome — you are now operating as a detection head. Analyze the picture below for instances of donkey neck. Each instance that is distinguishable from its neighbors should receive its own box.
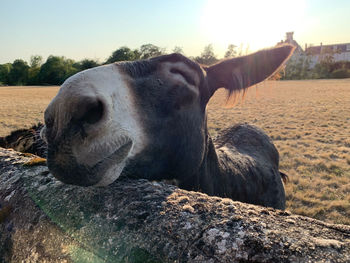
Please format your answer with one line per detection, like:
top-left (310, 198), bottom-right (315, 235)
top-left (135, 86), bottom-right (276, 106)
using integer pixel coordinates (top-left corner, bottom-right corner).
top-left (178, 125), bottom-right (261, 200)
top-left (178, 129), bottom-right (223, 195)
top-left (179, 123), bottom-right (286, 209)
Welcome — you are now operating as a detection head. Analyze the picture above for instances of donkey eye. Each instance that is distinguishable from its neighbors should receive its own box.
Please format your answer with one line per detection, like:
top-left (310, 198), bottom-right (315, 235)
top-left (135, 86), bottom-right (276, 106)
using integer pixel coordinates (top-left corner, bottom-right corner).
top-left (170, 68), bottom-right (196, 86)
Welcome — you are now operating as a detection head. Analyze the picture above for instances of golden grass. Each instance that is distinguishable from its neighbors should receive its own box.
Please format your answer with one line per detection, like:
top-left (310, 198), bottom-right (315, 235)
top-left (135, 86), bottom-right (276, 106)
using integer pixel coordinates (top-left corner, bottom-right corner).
top-left (0, 86), bottom-right (59, 136)
top-left (207, 79), bottom-right (350, 225)
top-left (1, 80), bottom-right (350, 225)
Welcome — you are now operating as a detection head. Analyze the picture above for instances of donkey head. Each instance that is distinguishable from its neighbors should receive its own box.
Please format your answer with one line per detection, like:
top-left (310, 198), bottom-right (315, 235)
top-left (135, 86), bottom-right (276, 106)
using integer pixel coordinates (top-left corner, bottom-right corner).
top-left (42, 45), bottom-right (294, 186)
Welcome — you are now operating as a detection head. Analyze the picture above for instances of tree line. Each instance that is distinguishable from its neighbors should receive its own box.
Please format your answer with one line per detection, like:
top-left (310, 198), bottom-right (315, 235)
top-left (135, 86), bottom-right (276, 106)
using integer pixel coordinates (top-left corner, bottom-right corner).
top-left (4, 42), bottom-right (347, 86)
top-left (0, 43), bottom-right (243, 86)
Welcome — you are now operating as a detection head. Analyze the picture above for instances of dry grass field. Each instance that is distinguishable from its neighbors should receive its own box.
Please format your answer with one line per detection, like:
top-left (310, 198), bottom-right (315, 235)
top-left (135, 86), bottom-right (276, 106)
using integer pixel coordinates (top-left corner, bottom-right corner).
top-left (0, 86), bottom-right (60, 136)
top-left (207, 79), bottom-right (350, 225)
top-left (1, 80), bottom-right (349, 225)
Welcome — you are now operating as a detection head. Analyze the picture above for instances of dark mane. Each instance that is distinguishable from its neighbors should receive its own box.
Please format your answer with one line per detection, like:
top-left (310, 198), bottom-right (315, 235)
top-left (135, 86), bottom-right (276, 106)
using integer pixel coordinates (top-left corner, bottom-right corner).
top-left (154, 53), bottom-right (203, 74)
top-left (118, 60), bottom-right (155, 78)
top-left (118, 53), bottom-right (203, 80)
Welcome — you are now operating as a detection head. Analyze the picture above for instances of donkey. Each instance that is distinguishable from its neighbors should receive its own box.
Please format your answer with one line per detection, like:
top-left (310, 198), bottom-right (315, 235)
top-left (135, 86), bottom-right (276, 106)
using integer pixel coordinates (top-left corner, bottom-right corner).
top-left (0, 123), bottom-right (46, 157)
top-left (41, 45), bottom-right (294, 209)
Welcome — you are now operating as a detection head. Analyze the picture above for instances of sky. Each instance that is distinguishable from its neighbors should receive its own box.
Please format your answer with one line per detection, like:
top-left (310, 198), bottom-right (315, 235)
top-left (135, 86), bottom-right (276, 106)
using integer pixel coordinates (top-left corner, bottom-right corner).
top-left (1, 0), bottom-right (350, 64)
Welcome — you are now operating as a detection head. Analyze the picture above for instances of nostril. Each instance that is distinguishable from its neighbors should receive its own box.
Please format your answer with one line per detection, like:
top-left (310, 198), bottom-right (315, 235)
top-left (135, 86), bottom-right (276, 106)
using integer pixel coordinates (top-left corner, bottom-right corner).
top-left (74, 97), bottom-right (105, 125)
top-left (84, 99), bottom-right (104, 124)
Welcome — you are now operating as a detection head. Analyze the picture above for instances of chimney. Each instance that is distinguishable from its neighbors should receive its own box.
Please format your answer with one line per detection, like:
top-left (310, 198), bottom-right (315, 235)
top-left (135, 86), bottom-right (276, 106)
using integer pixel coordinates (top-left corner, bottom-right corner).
top-left (286, 32), bottom-right (294, 42)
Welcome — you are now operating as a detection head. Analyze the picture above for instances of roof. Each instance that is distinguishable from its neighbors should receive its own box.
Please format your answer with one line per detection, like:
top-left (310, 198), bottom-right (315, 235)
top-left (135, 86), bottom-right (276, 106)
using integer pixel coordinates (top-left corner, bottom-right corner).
top-left (306, 43), bottom-right (350, 55)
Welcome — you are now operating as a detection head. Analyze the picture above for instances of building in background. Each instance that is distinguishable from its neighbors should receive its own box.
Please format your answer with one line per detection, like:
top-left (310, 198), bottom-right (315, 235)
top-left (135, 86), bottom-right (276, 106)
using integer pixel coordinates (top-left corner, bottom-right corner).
top-left (306, 43), bottom-right (350, 63)
top-left (278, 32), bottom-right (350, 68)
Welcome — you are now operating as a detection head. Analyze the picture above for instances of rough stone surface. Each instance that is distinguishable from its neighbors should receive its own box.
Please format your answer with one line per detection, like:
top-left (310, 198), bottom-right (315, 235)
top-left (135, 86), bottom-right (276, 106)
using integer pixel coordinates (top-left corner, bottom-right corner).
top-left (0, 147), bottom-right (350, 263)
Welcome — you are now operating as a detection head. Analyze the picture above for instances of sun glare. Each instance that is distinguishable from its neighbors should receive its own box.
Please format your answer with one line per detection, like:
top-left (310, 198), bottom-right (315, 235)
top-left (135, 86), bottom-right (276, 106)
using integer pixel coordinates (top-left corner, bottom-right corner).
top-left (200, 0), bottom-right (306, 54)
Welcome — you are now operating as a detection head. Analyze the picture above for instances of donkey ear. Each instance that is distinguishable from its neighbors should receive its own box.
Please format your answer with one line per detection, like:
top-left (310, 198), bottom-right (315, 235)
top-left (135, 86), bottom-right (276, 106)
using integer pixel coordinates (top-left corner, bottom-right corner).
top-left (205, 45), bottom-right (295, 98)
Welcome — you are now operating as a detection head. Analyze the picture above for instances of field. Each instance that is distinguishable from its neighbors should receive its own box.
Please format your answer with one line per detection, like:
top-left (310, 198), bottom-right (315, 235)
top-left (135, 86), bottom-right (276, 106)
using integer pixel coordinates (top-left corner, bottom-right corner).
top-left (1, 80), bottom-right (350, 225)
top-left (0, 86), bottom-right (60, 135)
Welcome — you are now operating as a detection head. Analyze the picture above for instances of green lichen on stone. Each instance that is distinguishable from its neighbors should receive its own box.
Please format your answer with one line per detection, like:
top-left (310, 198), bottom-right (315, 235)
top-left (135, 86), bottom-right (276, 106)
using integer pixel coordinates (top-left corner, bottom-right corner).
top-left (123, 247), bottom-right (162, 263)
top-left (68, 245), bottom-right (105, 263)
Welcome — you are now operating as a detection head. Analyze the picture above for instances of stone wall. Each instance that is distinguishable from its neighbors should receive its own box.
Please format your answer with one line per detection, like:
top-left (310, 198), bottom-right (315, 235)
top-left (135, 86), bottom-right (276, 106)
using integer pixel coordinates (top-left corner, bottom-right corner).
top-left (1, 148), bottom-right (349, 262)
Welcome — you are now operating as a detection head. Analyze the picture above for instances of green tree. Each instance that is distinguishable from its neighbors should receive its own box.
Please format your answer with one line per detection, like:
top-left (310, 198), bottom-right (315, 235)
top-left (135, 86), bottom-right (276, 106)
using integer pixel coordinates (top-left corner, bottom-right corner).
top-left (28, 55), bottom-right (43, 85)
top-left (139, 44), bottom-right (165, 59)
top-left (8, 59), bottom-right (29, 85)
top-left (38, 56), bottom-right (77, 85)
top-left (195, 44), bottom-right (218, 65)
top-left (30, 55), bottom-right (43, 68)
top-left (0, 63), bottom-right (12, 85)
top-left (73, 59), bottom-right (99, 71)
top-left (224, 44), bottom-right (237, 58)
top-left (312, 47), bottom-right (336, 79)
top-left (105, 47), bottom-right (140, 63)
top-left (331, 68), bottom-right (350, 78)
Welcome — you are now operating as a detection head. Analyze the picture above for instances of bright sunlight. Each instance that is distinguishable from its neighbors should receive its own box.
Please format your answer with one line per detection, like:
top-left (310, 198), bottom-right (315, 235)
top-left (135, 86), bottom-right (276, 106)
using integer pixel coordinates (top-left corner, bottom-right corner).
top-left (200, 0), bottom-right (307, 53)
